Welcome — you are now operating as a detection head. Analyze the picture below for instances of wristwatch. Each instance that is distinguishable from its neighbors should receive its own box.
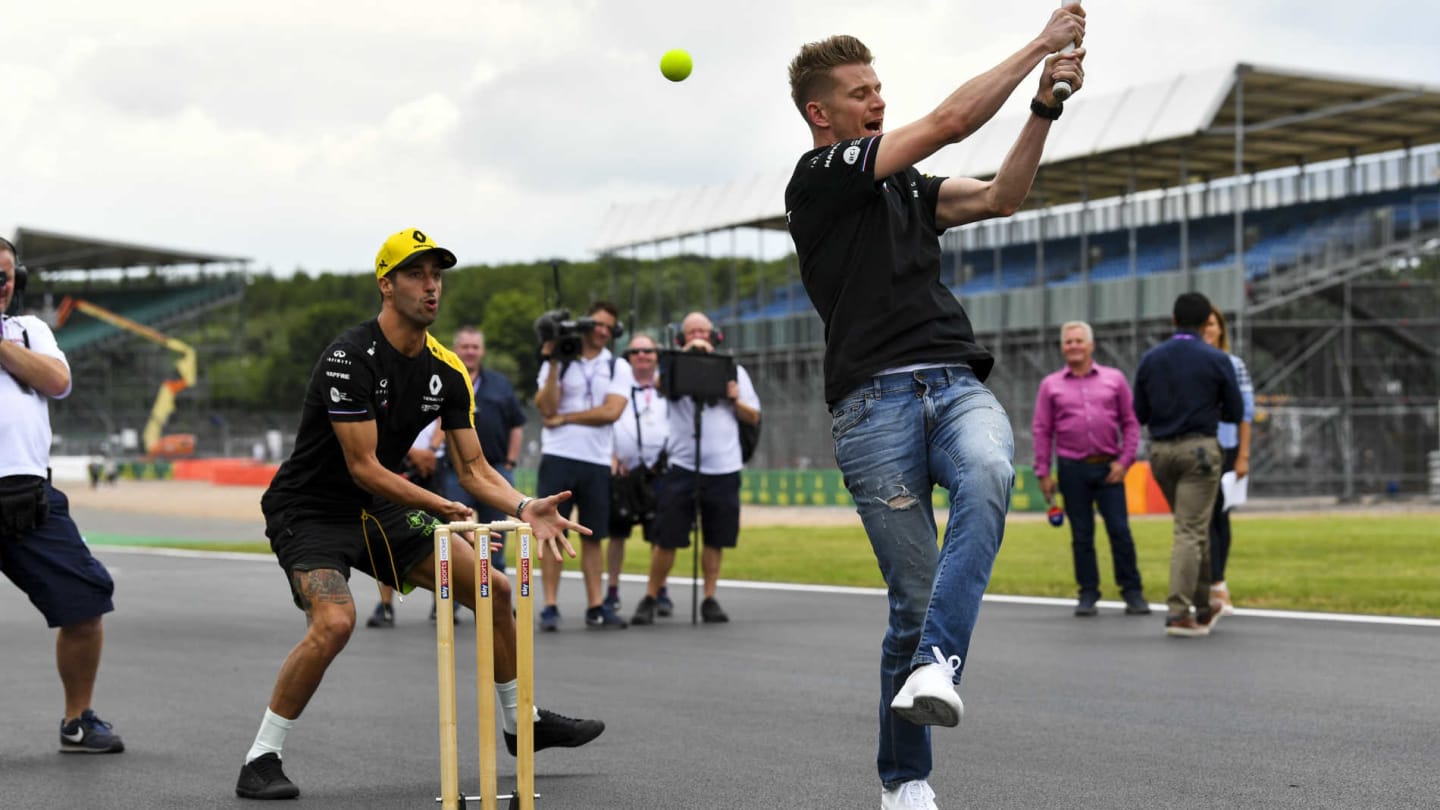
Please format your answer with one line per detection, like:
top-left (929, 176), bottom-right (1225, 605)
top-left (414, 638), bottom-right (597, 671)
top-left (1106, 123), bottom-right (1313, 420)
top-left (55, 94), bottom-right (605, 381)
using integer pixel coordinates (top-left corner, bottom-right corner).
top-left (504, 459), bottom-right (517, 469)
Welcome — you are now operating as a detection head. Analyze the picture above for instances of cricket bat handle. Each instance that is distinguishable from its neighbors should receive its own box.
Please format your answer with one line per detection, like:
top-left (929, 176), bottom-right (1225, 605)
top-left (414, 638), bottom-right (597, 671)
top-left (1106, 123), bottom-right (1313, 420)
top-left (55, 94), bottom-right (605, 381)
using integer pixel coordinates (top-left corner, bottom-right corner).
top-left (1052, 2), bottom-right (1080, 101)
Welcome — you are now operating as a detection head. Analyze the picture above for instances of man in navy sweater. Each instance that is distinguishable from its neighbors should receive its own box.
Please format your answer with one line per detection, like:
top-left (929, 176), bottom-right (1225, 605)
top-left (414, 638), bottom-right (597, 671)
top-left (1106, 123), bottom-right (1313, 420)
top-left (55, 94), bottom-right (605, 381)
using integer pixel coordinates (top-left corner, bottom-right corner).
top-left (1134, 292), bottom-right (1244, 637)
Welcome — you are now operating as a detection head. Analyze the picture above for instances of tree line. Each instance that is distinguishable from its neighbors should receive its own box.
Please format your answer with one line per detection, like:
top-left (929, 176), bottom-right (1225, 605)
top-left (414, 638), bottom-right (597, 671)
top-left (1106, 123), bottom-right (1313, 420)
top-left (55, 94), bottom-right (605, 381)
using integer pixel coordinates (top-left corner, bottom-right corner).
top-left (184, 253), bottom-right (797, 410)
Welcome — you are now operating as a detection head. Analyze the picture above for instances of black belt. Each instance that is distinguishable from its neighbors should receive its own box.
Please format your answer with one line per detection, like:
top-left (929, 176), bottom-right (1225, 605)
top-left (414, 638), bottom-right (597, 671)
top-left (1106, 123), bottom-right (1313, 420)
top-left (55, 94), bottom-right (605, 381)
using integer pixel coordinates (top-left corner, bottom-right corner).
top-left (1060, 454), bottom-right (1116, 465)
top-left (1152, 433), bottom-right (1212, 443)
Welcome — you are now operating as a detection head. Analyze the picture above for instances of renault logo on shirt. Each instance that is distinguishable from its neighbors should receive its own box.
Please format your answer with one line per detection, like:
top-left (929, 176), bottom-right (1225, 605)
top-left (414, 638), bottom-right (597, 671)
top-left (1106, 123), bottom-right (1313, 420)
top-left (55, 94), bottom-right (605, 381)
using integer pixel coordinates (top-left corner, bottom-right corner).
top-left (429, 374), bottom-right (443, 396)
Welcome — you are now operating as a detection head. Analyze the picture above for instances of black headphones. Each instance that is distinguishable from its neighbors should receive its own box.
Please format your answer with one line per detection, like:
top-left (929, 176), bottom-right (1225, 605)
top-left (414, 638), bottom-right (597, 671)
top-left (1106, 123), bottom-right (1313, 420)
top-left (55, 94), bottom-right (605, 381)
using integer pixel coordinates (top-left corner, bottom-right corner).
top-left (673, 325), bottom-right (723, 347)
top-left (0, 236), bottom-right (26, 296)
top-left (583, 303), bottom-right (625, 342)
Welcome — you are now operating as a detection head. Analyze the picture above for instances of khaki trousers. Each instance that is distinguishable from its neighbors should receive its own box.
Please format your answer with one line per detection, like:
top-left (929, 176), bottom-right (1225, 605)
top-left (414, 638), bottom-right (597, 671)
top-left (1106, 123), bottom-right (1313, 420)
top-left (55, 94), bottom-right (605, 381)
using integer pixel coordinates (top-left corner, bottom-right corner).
top-left (1149, 436), bottom-right (1222, 616)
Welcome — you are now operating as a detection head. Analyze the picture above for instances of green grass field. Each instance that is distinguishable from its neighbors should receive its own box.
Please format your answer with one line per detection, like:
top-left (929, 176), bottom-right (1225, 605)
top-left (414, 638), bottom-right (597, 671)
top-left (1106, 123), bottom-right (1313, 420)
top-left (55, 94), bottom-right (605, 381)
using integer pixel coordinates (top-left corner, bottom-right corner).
top-left (712, 514), bottom-right (1440, 617)
top-left (128, 512), bottom-right (1440, 618)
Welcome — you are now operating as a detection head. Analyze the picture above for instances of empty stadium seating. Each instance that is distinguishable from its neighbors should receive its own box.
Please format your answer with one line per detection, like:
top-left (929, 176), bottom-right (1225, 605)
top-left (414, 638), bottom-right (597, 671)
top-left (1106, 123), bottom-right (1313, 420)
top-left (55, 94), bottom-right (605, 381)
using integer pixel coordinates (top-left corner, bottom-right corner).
top-left (52, 281), bottom-right (245, 352)
top-left (718, 184), bottom-right (1438, 325)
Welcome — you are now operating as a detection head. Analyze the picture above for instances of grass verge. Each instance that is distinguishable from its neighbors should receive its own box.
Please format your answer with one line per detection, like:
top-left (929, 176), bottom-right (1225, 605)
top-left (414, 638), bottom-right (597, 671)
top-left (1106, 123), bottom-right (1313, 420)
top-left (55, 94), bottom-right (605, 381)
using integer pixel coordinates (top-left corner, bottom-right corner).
top-left (101, 513), bottom-right (1440, 618)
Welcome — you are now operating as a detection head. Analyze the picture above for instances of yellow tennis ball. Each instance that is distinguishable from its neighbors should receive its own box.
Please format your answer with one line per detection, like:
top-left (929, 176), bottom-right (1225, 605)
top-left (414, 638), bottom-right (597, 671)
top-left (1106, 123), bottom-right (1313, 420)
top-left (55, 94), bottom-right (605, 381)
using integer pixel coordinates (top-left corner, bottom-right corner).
top-left (660, 49), bottom-right (692, 82)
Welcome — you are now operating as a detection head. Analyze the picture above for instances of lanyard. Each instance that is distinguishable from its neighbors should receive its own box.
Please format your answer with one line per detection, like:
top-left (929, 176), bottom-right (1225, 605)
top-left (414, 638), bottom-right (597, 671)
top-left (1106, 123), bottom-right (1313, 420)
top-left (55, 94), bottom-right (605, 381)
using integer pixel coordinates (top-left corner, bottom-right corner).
top-left (631, 384), bottom-right (664, 460)
top-left (579, 356), bottom-right (604, 407)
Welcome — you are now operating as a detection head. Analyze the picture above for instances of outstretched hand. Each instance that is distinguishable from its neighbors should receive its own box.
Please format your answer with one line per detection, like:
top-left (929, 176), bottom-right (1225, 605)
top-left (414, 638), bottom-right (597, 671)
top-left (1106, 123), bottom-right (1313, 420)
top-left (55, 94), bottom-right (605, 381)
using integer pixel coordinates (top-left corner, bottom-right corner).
top-left (522, 490), bottom-right (588, 562)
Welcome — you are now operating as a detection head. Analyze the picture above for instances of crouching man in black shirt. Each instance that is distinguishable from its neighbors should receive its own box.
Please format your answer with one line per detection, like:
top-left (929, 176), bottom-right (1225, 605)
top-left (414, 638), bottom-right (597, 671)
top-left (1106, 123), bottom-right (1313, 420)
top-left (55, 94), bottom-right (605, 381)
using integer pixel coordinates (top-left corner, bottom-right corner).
top-left (783, 10), bottom-right (1086, 808)
top-left (234, 228), bottom-right (604, 801)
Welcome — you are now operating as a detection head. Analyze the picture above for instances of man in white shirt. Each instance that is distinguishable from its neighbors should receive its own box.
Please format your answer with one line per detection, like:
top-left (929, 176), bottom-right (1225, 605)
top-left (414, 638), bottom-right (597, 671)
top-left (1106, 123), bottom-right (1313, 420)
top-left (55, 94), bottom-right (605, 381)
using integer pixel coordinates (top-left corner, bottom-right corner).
top-left (535, 301), bottom-right (633, 630)
top-left (607, 334), bottom-right (670, 614)
top-left (631, 312), bottom-right (760, 625)
top-left (0, 236), bottom-right (125, 753)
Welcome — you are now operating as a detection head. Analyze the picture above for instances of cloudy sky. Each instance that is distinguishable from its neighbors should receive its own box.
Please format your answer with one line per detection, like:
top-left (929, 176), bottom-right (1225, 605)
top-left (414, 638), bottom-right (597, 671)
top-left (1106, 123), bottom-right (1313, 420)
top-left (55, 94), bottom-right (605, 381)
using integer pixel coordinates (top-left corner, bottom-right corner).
top-left (5, 1), bottom-right (1436, 275)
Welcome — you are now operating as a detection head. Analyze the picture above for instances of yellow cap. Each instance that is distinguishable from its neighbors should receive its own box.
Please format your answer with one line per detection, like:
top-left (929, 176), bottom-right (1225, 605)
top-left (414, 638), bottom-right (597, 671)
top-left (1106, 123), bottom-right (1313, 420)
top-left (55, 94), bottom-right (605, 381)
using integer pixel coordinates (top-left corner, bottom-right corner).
top-left (374, 228), bottom-right (458, 278)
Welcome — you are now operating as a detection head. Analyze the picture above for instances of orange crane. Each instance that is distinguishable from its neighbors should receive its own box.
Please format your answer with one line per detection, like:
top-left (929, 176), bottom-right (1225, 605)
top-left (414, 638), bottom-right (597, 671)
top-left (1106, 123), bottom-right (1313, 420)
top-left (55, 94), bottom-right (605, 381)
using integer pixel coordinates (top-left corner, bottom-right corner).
top-left (54, 296), bottom-right (198, 458)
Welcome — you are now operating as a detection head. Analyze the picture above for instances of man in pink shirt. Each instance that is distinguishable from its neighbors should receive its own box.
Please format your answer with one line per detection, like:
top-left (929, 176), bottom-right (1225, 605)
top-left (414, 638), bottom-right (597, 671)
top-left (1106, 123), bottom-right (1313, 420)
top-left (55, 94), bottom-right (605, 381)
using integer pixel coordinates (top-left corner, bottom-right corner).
top-left (1033, 321), bottom-right (1149, 617)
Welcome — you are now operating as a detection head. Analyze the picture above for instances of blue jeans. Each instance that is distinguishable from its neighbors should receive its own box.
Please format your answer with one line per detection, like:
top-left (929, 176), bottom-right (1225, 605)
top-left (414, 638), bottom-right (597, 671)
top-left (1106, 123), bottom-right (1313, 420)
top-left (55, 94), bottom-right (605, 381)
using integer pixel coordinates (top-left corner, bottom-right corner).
top-left (1057, 458), bottom-right (1143, 598)
top-left (830, 366), bottom-right (1014, 789)
top-left (435, 461), bottom-right (515, 571)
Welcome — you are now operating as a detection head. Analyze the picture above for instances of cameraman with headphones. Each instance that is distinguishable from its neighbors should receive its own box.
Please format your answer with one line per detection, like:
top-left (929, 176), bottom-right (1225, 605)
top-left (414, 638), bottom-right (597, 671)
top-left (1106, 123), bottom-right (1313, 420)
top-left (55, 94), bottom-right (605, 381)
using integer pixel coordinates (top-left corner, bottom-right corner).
top-left (631, 311), bottom-right (760, 625)
top-left (535, 301), bottom-right (634, 630)
top-left (1, 236), bottom-right (126, 753)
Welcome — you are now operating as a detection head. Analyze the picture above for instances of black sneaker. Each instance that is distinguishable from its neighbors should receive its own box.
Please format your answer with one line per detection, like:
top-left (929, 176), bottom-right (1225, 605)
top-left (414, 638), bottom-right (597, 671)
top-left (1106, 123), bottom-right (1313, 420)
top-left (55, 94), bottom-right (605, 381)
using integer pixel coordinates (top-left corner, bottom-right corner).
top-left (365, 602), bottom-right (394, 628)
top-left (58, 709), bottom-right (124, 754)
top-left (701, 597), bottom-right (729, 624)
top-left (504, 708), bottom-right (605, 756)
top-left (235, 752), bottom-right (300, 799)
top-left (1074, 593), bottom-right (1100, 617)
top-left (655, 590), bottom-right (674, 617)
top-left (539, 605), bottom-right (561, 632)
top-left (631, 595), bottom-right (657, 626)
top-left (1122, 591), bottom-right (1152, 616)
top-left (603, 588), bottom-right (621, 613)
top-left (586, 604), bottom-right (628, 629)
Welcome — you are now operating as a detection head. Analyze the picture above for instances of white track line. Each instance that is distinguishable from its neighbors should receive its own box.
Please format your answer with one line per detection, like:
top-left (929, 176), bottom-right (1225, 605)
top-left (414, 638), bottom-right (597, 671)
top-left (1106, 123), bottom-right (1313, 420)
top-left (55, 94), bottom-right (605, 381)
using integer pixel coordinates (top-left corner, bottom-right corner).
top-left (97, 546), bottom-right (1440, 629)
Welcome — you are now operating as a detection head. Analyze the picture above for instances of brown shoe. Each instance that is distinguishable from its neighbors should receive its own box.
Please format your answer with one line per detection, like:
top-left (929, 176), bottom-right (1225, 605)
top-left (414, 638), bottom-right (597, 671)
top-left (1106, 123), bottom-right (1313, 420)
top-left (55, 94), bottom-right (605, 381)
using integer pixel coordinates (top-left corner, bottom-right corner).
top-left (1164, 614), bottom-right (1209, 638)
top-left (1196, 599), bottom-right (1225, 633)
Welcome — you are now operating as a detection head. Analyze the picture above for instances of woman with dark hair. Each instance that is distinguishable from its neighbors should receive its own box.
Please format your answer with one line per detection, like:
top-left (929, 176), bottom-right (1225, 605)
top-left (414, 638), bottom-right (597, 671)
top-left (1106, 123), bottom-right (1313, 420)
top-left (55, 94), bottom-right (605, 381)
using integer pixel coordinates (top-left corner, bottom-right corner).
top-left (1201, 306), bottom-right (1254, 615)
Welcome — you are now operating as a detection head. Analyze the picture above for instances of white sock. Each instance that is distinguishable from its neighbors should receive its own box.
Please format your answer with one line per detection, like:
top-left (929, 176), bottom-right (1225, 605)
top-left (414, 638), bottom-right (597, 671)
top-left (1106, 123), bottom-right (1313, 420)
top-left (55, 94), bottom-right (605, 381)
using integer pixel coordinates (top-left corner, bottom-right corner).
top-left (495, 681), bottom-right (542, 734)
top-left (496, 680), bottom-right (519, 734)
top-left (246, 708), bottom-right (295, 764)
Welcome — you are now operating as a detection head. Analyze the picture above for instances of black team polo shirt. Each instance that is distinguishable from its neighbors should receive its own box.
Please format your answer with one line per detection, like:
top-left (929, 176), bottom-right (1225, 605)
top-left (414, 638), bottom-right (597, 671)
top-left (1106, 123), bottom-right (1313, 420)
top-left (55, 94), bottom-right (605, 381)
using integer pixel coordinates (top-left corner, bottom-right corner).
top-left (263, 319), bottom-right (475, 517)
top-left (785, 134), bottom-right (994, 406)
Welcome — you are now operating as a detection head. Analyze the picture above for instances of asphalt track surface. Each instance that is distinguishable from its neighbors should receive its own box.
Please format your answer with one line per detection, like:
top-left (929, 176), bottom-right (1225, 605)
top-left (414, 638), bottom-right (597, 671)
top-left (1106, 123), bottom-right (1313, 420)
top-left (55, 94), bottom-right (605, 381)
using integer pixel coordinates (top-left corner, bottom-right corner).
top-left (3, 511), bottom-right (1439, 809)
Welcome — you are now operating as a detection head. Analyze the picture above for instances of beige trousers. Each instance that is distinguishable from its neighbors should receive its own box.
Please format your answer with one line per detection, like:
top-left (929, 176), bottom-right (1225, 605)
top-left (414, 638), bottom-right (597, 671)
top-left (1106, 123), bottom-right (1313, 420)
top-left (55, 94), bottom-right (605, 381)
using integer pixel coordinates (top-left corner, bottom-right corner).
top-left (1149, 436), bottom-right (1222, 617)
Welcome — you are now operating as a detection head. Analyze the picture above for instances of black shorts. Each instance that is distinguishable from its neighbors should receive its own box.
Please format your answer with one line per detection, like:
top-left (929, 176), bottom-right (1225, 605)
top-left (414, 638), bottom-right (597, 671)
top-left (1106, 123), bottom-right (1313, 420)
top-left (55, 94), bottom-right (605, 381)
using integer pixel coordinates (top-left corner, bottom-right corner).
top-left (262, 494), bottom-right (441, 608)
top-left (653, 468), bottom-right (740, 550)
top-left (537, 455), bottom-right (611, 541)
top-left (610, 516), bottom-right (657, 542)
top-left (0, 483), bottom-right (115, 628)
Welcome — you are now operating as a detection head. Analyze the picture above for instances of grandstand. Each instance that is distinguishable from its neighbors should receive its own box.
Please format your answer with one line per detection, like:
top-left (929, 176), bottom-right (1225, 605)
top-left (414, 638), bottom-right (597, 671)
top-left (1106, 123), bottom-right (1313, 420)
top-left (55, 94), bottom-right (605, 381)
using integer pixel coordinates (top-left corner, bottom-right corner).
top-left (6, 226), bottom-right (249, 457)
top-left (592, 64), bottom-right (1440, 498)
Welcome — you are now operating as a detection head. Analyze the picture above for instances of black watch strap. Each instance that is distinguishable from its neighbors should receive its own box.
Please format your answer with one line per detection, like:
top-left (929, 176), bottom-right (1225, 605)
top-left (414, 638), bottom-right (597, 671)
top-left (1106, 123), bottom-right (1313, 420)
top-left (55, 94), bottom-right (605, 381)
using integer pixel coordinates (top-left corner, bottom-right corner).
top-left (1030, 98), bottom-right (1063, 121)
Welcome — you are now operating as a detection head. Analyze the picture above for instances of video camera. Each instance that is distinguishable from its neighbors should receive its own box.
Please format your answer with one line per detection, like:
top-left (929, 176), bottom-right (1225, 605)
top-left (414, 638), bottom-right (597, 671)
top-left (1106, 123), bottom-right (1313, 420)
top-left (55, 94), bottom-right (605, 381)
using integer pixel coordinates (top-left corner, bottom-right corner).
top-left (533, 309), bottom-right (598, 364)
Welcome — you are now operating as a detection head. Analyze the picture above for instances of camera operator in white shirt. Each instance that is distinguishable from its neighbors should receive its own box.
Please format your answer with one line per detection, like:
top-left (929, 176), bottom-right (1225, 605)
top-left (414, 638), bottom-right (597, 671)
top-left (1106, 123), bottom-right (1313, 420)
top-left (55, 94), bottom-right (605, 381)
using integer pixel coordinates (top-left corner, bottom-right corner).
top-left (607, 333), bottom-right (670, 614)
top-left (535, 301), bottom-right (634, 630)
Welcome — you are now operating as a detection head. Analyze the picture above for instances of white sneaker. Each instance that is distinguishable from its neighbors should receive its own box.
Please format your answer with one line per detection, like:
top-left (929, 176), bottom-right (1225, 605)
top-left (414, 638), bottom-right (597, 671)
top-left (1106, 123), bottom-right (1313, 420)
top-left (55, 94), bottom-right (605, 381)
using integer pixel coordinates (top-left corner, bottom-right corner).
top-left (889, 647), bottom-right (963, 727)
top-left (881, 779), bottom-right (938, 810)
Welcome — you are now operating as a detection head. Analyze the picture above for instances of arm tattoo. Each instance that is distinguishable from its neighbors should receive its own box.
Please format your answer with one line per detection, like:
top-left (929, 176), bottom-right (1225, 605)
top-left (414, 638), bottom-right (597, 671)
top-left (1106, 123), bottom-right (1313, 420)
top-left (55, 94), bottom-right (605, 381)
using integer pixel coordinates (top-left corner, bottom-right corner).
top-left (293, 569), bottom-right (353, 612)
